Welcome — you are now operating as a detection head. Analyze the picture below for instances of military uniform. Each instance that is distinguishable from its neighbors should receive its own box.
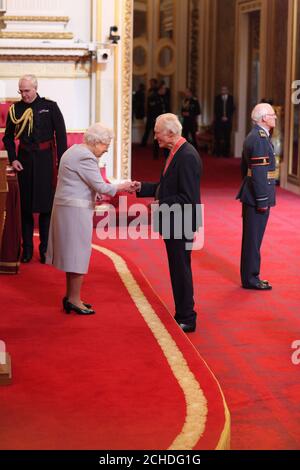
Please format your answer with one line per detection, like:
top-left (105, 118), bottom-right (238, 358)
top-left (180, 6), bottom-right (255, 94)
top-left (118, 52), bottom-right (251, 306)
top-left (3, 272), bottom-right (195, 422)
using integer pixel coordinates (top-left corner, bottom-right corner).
top-left (3, 94), bottom-right (67, 260)
top-left (236, 124), bottom-right (276, 288)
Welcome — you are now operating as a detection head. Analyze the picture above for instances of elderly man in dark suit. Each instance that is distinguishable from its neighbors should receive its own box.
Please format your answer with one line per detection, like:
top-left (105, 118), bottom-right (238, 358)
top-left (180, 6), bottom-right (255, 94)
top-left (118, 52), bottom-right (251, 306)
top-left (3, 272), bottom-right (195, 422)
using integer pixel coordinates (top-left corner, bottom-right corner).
top-left (135, 113), bottom-right (202, 333)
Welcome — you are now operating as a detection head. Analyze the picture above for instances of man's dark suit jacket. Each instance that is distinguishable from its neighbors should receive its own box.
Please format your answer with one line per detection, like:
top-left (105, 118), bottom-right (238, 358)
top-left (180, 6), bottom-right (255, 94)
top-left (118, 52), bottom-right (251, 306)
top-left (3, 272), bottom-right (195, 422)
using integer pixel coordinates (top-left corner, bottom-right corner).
top-left (137, 141), bottom-right (202, 238)
top-left (214, 94), bottom-right (235, 123)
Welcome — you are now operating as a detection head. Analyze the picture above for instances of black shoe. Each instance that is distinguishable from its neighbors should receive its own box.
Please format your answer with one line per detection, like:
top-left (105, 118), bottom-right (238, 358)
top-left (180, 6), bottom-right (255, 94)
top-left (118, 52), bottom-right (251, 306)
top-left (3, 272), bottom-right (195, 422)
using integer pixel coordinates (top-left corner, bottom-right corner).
top-left (63, 299), bottom-right (95, 315)
top-left (242, 280), bottom-right (272, 290)
top-left (21, 250), bottom-right (33, 263)
top-left (177, 322), bottom-right (196, 333)
top-left (62, 297), bottom-right (92, 310)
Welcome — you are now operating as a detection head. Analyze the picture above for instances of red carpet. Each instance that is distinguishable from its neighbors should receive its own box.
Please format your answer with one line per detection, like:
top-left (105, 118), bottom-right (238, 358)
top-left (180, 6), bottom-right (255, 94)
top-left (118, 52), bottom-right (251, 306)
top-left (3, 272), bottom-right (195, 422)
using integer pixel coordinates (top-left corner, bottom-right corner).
top-left (100, 145), bottom-right (300, 449)
top-left (0, 238), bottom-right (229, 450)
top-left (129, 146), bottom-right (300, 449)
top-left (2, 144), bottom-right (300, 450)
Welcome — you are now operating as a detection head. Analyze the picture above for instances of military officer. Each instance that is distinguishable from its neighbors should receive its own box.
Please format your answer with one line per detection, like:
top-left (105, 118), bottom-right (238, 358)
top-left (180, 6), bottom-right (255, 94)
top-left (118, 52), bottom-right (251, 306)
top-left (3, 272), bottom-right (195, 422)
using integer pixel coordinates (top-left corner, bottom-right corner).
top-left (236, 102), bottom-right (277, 290)
top-left (3, 74), bottom-right (67, 263)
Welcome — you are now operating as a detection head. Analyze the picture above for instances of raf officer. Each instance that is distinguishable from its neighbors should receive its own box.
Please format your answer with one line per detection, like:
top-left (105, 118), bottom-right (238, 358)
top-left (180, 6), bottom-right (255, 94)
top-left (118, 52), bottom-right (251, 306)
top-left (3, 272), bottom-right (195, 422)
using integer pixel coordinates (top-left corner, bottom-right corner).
top-left (237, 102), bottom-right (277, 290)
top-left (3, 74), bottom-right (67, 263)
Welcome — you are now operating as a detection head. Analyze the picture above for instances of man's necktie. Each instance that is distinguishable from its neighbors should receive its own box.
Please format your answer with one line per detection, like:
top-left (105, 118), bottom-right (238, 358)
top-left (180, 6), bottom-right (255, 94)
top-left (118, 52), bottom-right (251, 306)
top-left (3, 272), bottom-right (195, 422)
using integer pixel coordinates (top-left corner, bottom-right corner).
top-left (222, 95), bottom-right (227, 118)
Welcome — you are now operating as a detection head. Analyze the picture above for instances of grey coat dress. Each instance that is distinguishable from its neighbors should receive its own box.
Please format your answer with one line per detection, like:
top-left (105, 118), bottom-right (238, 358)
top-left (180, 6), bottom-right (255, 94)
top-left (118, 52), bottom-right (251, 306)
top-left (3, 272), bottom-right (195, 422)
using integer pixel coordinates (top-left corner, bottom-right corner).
top-left (46, 144), bottom-right (117, 274)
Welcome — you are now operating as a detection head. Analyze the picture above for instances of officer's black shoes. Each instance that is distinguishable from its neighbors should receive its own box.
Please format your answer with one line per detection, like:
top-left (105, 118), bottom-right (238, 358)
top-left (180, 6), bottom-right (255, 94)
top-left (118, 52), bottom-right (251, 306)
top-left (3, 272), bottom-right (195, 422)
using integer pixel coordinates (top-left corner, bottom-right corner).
top-left (261, 280), bottom-right (271, 286)
top-left (21, 249), bottom-right (33, 263)
top-left (176, 321), bottom-right (196, 333)
top-left (21, 249), bottom-right (46, 263)
top-left (242, 280), bottom-right (272, 290)
top-left (21, 254), bottom-right (32, 263)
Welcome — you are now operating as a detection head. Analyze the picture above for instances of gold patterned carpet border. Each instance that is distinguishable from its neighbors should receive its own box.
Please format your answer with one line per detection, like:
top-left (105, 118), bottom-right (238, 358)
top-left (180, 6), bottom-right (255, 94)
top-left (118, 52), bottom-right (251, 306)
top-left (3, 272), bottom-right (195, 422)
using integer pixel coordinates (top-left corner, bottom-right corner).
top-left (92, 243), bottom-right (230, 450)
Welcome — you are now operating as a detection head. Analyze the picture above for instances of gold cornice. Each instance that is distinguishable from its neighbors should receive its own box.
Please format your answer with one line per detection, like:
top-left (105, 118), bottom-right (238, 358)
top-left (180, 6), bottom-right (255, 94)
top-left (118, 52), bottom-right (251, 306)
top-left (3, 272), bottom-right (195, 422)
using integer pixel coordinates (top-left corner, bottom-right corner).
top-left (3, 16), bottom-right (69, 22)
top-left (0, 55), bottom-right (90, 62)
top-left (0, 32), bottom-right (73, 40)
top-left (239, 0), bottom-right (262, 13)
top-left (0, 62), bottom-right (91, 79)
top-left (121, 0), bottom-right (133, 179)
top-left (0, 47), bottom-right (89, 51)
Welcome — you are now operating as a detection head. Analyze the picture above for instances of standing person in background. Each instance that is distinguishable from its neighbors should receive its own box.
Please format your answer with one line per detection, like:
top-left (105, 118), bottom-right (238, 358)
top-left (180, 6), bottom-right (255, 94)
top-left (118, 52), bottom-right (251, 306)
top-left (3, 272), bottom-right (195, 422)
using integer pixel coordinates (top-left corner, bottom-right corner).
top-left (159, 79), bottom-right (171, 112)
top-left (133, 83), bottom-right (145, 121)
top-left (153, 83), bottom-right (171, 159)
top-left (141, 81), bottom-right (170, 159)
top-left (3, 74), bottom-right (67, 264)
top-left (237, 103), bottom-right (277, 290)
top-left (46, 123), bottom-right (136, 315)
top-left (214, 85), bottom-right (235, 157)
top-left (181, 87), bottom-right (201, 149)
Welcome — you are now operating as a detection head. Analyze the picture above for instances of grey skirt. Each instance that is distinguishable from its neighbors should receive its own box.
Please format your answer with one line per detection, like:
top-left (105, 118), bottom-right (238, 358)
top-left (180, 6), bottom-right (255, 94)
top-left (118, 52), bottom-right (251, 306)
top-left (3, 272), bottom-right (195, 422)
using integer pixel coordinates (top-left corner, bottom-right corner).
top-left (46, 204), bottom-right (94, 274)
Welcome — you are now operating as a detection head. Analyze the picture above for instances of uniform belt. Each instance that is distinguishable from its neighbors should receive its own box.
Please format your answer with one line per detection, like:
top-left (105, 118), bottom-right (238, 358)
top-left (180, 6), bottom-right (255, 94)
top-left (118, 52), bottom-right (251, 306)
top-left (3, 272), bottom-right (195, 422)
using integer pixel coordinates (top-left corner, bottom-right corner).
top-left (247, 169), bottom-right (277, 179)
top-left (19, 140), bottom-right (53, 151)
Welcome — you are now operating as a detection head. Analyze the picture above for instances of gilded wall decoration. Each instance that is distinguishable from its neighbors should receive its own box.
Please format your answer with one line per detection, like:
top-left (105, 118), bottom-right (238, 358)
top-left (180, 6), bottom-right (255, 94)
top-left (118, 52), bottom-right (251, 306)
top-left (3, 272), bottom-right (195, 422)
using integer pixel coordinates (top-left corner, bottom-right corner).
top-left (189, 0), bottom-right (199, 92)
top-left (240, 0), bottom-right (262, 13)
top-left (3, 15), bottom-right (69, 22)
top-left (0, 31), bottom-right (73, 39)
top-left (0, 62), bottom-right (91, 78)
top-left (121, 0), bottom-right (133, 179)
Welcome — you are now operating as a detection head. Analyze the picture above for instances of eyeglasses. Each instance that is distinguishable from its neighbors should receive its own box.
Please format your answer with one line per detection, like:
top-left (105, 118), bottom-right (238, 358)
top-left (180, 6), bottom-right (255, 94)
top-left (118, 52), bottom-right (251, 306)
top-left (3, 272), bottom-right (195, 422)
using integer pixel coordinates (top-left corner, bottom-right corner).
top-left (18, 89), bottom-right (34, 94)
top-left (265, 113), bottom-right (277, 118)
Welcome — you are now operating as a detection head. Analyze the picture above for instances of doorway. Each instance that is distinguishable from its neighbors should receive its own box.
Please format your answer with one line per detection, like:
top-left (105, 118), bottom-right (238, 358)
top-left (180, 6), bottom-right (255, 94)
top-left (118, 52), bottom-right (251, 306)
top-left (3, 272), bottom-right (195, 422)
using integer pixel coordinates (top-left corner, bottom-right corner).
top-left (234, 1), bottom-right (263, 156)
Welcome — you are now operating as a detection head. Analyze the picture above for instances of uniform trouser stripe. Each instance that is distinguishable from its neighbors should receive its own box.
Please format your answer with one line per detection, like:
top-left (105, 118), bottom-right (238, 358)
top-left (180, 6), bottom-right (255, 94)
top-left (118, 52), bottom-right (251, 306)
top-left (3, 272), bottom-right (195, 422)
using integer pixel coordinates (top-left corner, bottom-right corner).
top-left (240, 204), bottom-right (270, 287)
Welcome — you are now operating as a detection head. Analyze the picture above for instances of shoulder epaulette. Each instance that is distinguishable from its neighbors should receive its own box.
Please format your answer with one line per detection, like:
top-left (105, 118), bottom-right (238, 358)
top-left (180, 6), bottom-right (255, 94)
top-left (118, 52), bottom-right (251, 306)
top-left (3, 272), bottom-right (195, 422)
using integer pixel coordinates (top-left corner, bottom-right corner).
top-left (40, 97), bottom-right (55, 104)
top-left (259, 130), bottom-right (267, 138)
